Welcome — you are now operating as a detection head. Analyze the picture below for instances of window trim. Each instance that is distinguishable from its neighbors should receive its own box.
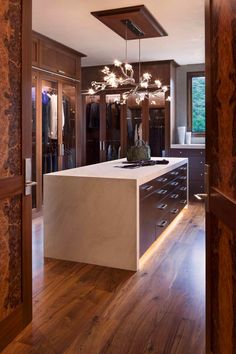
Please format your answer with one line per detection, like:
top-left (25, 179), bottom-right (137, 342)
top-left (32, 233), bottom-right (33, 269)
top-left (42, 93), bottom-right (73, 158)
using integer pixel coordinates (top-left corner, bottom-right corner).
top-left (187, 71), bottom-right (205, 137)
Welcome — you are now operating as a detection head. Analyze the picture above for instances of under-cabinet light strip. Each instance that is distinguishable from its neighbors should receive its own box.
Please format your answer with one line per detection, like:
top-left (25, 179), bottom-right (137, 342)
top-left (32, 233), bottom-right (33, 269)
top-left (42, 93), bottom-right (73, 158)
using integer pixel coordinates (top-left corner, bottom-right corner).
top-left (32, 66), bottom-right (80, 83)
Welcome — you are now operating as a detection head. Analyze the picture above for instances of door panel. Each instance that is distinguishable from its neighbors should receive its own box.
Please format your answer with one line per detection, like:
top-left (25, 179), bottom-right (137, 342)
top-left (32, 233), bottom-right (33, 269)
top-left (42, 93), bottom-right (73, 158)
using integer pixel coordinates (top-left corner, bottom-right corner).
top-left (62, 84), bottom-right (76, 169)
top-left (85, 95), bottom-right (100, 165)
top-left (32, 77), bottom-right (37, 208)
top-left (0, 0), bottom-right (32, 350)
top-left (206, 0), bottom-right (236, 352)
top-left (104, 94), bottom-right (121, 161)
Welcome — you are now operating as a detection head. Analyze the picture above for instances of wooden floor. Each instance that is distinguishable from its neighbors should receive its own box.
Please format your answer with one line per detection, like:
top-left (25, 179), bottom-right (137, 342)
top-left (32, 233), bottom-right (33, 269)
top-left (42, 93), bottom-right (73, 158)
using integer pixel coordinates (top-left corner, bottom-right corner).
top-left (3, 203), bottom-right (205, 354)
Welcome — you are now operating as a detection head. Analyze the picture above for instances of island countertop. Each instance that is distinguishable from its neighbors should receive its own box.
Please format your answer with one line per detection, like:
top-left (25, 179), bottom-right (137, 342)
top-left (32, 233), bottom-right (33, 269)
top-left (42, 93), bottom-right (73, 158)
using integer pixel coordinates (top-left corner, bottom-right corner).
top-left (45, 157), bottom-right (188, 186)
top-left (44, 157), bottom-right (188, 271)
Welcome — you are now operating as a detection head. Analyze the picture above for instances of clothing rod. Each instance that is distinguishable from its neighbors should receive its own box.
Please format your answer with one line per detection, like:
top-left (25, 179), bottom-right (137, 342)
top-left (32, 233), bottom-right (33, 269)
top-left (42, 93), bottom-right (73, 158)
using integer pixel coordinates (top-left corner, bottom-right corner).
top-left (32, 66), bottom-right (80, 83)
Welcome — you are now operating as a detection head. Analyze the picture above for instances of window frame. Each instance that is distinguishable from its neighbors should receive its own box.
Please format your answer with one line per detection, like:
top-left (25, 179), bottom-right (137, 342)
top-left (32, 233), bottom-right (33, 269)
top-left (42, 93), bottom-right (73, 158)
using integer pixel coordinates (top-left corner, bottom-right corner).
top-left (187, 71), bottom-right (206, 137)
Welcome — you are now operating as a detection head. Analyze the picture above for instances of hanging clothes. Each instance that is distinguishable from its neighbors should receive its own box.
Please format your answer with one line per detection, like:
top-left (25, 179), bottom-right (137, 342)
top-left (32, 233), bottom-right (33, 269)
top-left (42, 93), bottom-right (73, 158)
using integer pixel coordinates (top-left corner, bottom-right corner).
top-left (63, 96), bottom-right (71, 146)
top-left (126, 108), bottom-right (133, 146)
top-left (107, 144), bottom-right (112, 160)
top-left (118, 146), bottom-right (121, 159)
top-left (88, 102), bottom-right (100, 129)
top-left (48, 93), bottom-right (58, 139)
top-left (42, 91), bottom-right (51, 146)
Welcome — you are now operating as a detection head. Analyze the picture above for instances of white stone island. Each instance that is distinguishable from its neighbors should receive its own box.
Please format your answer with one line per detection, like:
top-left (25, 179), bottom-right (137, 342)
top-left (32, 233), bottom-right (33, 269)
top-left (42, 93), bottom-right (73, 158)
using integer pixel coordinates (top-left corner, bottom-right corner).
top-left (44, 157), bottom-right (188, 271)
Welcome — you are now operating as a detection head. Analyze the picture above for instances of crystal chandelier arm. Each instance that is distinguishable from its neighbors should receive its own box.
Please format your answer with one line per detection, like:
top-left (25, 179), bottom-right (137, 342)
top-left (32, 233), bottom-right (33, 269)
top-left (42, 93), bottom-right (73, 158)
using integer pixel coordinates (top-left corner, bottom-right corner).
top-left (120, 64), bottom-right (134, 80)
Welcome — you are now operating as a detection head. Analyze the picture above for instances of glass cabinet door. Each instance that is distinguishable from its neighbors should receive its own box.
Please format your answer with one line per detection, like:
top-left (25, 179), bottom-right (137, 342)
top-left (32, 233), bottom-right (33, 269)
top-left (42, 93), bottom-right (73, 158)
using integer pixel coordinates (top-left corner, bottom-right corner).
top-left (85, 95), bottom-right (100, 165)
top-left (41, 79), bottom-right (59, 189)
top-left (105, 94), bottom-right (121, 161)
top-left (62, 84), bottom-right (77, 169)
top-left (148, 93), bottom-right (165, 157)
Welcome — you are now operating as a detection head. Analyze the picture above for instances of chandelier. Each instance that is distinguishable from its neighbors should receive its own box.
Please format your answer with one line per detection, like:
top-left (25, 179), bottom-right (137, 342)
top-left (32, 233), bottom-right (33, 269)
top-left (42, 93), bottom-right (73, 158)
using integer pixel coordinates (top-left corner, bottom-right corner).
top-left (87, 21), bottom-right (170, 105)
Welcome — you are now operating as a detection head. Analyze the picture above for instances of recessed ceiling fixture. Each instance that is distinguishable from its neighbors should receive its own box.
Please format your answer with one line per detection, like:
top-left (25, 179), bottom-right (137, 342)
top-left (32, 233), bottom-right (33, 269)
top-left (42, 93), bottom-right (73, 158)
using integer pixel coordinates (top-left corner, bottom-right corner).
top-left (87, 5), bottom-right (170, 104)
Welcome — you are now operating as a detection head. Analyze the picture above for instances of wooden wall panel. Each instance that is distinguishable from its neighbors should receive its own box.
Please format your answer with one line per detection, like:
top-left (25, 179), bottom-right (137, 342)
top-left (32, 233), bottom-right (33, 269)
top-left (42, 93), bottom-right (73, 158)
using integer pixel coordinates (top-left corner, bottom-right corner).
top-left (210, 217), bottom-right (236, 354)
top-left (0, 196), bottom-right (22, 322)
top-left (0, 0), bottom-right (23, 326)
top-left (0, 0), bottom-right (22, 178)
top-left (210, 0), bottom-right (236, 198)
top-left (206, 0), bottom-right (236, 352)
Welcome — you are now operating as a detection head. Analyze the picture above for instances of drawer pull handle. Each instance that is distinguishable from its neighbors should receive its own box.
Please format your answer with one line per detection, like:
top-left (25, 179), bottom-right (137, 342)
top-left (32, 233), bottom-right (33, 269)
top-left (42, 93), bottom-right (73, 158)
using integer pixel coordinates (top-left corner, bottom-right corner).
top-left (170, 171), bottom-right (179, 176)
top-left (180, 186), bottom-right (187, 191)
top-left (157, 203), bottom-right (168, 210)
top-left (170, 208), bottom-right (179, 214)
top-left (171, 193), bottom-right (179, 199)
top-left (170, 181), bottom-right (179, 186)
top-left (146, 185), bottom-right (154, 191)
top-left (179, 176), bottom-right (187, 180)
top-left (57, 69), bottom-right (66, 74)
top-left (180, 167), bottom-right (187, 171)
top-left (157, 189), bottom-right (168, 195)
top-left (157, 220), bottom-right (168, 228)
top-left (156, 177), bottom-right (168, 182)
top-left (180, 199), bottom-right (187, 204)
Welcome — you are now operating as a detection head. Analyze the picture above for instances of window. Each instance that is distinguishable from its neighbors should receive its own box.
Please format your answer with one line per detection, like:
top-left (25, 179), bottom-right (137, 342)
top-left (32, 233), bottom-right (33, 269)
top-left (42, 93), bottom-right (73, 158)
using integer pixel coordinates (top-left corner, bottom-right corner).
top-left (187, 72), bottom-right (206, 135)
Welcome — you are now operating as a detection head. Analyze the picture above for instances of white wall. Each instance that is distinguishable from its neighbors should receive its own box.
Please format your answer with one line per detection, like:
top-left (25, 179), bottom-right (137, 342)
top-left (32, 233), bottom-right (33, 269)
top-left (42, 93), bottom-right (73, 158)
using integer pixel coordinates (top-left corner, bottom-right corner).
top-left (174, 63), bottom-right (205, 144)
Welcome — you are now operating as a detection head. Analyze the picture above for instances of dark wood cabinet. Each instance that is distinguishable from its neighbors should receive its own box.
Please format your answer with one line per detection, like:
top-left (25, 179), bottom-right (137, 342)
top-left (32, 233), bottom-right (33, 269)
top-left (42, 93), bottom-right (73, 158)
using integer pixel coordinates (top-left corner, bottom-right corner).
top-left (170, 148), bottom-right (205, 198)
top-left (139, 164), bottom-right (188, 257)
top-left (32, 32), bottom-right (85, 212)
top-left (40, 40), bottom-right (79, 79)
top-left (32, 31), bottom-right (85, 79)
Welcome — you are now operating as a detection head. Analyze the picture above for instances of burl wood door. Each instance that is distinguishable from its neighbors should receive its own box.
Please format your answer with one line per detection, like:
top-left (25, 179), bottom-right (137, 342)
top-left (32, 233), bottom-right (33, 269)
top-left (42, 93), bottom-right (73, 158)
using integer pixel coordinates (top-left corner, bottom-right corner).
top-left (206, 0), bottom-right (236, 352)
top-left (0, 0), bottom-right (32, 351)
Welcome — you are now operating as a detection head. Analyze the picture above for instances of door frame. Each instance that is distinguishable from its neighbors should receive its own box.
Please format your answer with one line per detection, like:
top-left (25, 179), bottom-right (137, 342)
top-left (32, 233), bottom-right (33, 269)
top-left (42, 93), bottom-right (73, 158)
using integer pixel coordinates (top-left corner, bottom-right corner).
top-left (205, 0), bottom-right (236, 351)
top-left (0, 0), bottom-right (32, 350)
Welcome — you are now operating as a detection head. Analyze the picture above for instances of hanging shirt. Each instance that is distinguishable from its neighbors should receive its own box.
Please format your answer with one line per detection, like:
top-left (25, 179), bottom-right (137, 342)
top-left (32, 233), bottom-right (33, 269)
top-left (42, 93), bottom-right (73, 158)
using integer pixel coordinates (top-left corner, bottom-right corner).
top-left (48, 93), bottom-right (58, 139)
top-left (47, 93), bottom-right (65, 140)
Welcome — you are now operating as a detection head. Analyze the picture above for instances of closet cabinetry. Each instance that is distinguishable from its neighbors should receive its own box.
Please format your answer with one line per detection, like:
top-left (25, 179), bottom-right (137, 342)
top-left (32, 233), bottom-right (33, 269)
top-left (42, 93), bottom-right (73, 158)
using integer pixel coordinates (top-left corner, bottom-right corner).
top-left (32, 32), bottom-right (82, 79)
top-left (85, 93), bottom-right (123, 165)
top-left (170, 148), bottom-right (205, 199)
top-left (32, 32), bottom-right (85, 211)
top-left (82, 60), bottom-right (177, 165)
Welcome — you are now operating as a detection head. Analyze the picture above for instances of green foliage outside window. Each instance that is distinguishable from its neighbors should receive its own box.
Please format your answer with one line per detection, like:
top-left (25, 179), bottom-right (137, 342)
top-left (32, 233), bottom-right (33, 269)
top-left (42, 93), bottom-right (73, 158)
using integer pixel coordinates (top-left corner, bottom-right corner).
top-left (192, 76), bottom-right (205, 133)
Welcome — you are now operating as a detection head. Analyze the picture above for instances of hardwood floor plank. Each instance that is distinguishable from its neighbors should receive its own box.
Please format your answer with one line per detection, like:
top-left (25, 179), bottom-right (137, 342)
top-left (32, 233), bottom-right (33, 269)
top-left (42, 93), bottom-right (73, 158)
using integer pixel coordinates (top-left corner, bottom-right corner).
top-left (3, 203), bottom-right (205, 354)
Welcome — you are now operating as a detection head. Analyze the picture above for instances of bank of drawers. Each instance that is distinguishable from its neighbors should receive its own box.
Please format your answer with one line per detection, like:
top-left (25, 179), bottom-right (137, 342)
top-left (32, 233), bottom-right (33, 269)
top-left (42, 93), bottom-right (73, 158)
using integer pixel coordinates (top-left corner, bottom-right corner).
top-left (139, 164), bottom-right (187, 257)
top-left (170, 149), bottom-right (205, 198)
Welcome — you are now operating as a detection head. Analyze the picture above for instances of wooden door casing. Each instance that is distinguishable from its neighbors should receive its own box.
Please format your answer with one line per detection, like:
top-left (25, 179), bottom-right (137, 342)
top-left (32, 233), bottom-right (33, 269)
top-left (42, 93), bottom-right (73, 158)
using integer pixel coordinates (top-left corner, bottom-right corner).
top-left (206, 0), bottom-right (236, 352)
top-left (0, 0), bottom-right (32, 351)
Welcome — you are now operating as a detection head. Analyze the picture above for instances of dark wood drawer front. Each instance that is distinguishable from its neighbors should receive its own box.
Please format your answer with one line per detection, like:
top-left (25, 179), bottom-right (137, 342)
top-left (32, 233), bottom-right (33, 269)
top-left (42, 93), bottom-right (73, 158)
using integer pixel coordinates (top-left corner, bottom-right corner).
top-left (190, 182), bottom-right (205, 196)
top-left (155, 212), bottom-right (170, 239)
top-left (170, 149), bottom-right (205, 198)
top-left (177, 164), bottom-right (188, 175)
top-left (189, 168), bottom-right (204, 182)
top-left (140, 163), bottom-right (188, 200)
top-left (140, 183), bottom-right (157, 199)
top-left (139, 163), bottom-right (188, 256)
top-left (170, 149), bottom-right (205, 157)
top-left (140, 193), bottom-right (157, 257)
